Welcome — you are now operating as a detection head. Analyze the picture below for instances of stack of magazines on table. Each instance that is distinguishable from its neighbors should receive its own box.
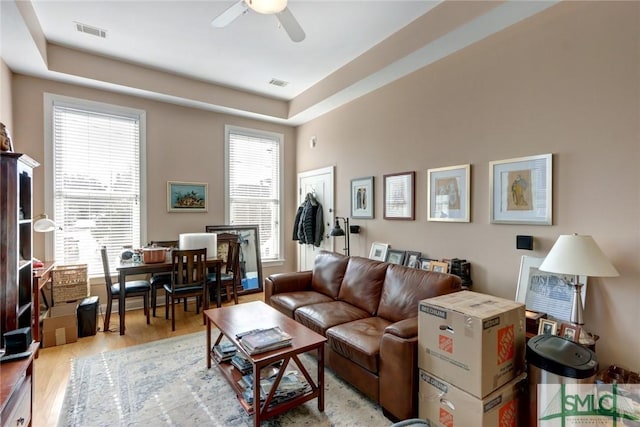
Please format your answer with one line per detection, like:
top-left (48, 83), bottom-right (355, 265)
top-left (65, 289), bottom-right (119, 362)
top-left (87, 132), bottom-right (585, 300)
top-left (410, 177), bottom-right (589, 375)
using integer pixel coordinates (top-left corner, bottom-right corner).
top-left (212, 342), bottom-right (237, 362)
top-left (230, 352), bottom-right (252, 375)
top-left (238, 326), bottom-right (292, 355)
top-left (238, 363), bottom-right (311, 407)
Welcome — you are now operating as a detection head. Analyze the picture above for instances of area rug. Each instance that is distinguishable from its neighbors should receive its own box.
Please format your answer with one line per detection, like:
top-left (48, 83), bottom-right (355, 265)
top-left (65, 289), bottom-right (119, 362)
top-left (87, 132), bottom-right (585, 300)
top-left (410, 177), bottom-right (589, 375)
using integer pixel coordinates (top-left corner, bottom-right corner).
top-left (58, 332), bottom-right (392, 426)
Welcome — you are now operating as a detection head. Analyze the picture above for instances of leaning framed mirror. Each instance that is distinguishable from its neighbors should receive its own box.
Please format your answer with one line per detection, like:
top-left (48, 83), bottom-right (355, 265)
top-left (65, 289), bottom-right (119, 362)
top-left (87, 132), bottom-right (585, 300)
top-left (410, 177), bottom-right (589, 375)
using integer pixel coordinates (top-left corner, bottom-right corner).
top-left (204, 225), bottom-right (263, 295)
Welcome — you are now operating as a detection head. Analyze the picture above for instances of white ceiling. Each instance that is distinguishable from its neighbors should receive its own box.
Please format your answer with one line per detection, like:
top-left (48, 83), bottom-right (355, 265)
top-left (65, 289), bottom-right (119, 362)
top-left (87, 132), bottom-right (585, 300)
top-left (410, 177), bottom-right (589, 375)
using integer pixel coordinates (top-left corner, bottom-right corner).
top-left (0, 0), bottom-right (559, 126)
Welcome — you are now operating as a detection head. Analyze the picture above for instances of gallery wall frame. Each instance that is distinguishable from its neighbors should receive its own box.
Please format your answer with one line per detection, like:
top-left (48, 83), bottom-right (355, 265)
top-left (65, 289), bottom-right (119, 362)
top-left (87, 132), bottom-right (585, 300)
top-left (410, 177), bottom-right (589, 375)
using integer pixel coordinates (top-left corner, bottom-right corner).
top-left (489, 153), bottom-right (552, 225)
top-left (427, 164), bottom-right (470, 222)
top-left (383, 171), bottom-right (415, 220)
top-left (351, 176), bottom-right (374, 219)
top-left (167, 181), bottom-right (208, 212)
top-left (516, 255), bottom-right (586, 322)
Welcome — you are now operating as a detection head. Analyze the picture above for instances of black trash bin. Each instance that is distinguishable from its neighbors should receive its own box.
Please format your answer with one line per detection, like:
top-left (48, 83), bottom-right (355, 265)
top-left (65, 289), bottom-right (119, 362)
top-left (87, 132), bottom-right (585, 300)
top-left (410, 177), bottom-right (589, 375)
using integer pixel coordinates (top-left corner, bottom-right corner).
top-left (77, 296), bottom-right (99, 337)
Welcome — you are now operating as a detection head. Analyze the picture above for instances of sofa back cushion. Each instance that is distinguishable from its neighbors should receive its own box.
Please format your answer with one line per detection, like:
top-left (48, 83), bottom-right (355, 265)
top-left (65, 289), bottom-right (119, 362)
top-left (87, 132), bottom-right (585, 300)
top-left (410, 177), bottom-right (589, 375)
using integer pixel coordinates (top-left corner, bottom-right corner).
top-left (311, 250), bottom-right (349, 299)
top-left (338, 256), bottom-right (388, 315)
top-left (378, 264), bottom-right (462, 322)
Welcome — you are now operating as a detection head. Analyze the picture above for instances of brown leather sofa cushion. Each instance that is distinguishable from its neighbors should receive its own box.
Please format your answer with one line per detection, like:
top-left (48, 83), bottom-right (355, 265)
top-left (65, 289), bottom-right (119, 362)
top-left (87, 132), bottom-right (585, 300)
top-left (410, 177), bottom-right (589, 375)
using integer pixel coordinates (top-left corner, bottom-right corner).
top-left (338, 256), bottom-right (387, 315)
top-left (269, 291), bottom-right (334, 318)
top-left (326, 316), bottom-right (391, 373)
top-left (294, 300), bottom-right (370, 335)
top-left (377, 264), bottom-right (462, 322)
top-left (311, 251), bottom-right (349, 299)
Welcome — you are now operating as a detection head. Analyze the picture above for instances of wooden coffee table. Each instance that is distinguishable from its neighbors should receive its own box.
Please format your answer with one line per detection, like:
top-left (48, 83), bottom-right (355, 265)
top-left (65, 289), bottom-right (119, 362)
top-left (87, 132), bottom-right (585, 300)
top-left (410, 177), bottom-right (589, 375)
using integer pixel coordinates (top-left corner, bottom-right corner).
top-left (204, 301), bottom-right (327, 427)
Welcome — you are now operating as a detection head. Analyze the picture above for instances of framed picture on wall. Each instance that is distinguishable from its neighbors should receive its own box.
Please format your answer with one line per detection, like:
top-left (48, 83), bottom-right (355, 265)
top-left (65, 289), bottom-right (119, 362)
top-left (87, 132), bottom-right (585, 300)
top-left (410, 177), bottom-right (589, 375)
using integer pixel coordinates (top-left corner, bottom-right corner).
top-left (167, 181), bottom-right (208, 212)
top-left (489, 153), bottom-right (552, 225)
top-left (383, 171), bottom-right (415, 220)
top-left (427, 164), bottom-right (470, 222)
top-left (351, 176), bottom-right (374, 219)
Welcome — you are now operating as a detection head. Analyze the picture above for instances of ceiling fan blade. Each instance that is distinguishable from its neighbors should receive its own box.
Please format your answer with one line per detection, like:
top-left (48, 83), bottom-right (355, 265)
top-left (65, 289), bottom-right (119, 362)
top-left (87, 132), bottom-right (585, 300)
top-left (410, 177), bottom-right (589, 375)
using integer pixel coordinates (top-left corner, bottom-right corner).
top-left (211, 1), bottom-right (248, 28)
top-left (276, 7), bottom-right (305, 42)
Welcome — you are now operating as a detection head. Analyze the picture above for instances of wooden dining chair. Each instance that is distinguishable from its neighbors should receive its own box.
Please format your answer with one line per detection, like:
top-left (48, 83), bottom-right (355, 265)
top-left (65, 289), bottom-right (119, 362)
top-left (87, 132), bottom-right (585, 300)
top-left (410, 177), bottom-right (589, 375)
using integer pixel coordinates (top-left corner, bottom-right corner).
top-left (100, 246), bottom-right (151, 332)
top-left (207, 240), bottom-right (240, 305)
top-left (165, 248), bottom-right (207, 331)
top-left (148, 239), bottom-right (178, 317)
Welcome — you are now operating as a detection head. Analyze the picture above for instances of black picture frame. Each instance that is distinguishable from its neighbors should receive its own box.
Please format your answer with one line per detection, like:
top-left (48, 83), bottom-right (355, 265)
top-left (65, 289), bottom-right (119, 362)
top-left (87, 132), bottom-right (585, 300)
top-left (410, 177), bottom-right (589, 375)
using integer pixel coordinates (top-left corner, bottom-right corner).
top-left (385, 249), bottom-right (406, 265)
top-left (404, 251), bottom-right (421, 268)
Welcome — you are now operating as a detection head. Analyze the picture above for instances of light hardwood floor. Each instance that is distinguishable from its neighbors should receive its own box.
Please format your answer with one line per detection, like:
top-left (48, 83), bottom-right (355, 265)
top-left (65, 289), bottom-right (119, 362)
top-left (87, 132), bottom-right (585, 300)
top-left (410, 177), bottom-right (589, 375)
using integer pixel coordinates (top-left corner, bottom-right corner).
top-left (34, 292), bottom-right (264, 426)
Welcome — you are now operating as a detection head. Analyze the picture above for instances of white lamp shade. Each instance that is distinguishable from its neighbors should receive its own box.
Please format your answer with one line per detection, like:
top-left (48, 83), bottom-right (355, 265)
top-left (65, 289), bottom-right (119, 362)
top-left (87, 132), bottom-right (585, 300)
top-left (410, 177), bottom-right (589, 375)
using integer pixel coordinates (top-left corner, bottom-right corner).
top-left (244, 0), bottom-right (287, 14)
top-left (34, 216), bottom-right (57, 233)
top-left (538, 234), bottom-right (619, 277)
top-left (179, 233), bottom-right (217, 259)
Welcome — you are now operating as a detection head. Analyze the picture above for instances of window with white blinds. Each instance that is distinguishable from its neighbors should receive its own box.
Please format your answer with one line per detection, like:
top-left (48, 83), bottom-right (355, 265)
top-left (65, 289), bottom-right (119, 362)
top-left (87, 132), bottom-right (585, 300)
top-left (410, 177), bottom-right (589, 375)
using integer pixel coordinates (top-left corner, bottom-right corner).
top-left (47, 96), bottom-right (145, 276)
top-left (226, 125), bottom-right (282, 262)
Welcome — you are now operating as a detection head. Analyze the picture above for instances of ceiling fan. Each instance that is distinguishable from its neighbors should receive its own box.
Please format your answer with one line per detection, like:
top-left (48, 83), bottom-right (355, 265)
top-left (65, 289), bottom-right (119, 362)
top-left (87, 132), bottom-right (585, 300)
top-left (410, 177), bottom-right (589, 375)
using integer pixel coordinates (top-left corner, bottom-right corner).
top-left (211, 0), bottom-right (306, 43)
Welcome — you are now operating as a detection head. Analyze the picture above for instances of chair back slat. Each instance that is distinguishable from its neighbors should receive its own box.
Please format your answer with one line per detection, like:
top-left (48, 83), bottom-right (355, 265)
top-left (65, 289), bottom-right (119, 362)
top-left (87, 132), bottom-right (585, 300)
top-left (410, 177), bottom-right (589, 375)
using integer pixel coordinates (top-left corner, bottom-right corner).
top-left (171, 248), bottom-right (207, 290)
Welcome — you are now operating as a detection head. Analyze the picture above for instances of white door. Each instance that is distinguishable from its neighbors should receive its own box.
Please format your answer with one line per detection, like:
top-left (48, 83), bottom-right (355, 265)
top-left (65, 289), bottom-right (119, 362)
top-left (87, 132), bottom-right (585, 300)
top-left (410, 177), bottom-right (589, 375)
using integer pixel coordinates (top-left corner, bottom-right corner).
top-left (296, 166), bottom-right (334, 271)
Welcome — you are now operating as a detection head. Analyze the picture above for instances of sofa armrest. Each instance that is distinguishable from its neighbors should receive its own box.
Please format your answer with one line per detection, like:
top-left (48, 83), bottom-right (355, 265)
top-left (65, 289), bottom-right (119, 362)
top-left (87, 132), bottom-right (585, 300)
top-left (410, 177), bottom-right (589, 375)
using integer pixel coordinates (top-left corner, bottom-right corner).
top-left (264, 271), bottom-right (313, 301)
top-left (380, 327), bottom-right (419, 420)
top-left (384, 317), bottom-right (418, 339)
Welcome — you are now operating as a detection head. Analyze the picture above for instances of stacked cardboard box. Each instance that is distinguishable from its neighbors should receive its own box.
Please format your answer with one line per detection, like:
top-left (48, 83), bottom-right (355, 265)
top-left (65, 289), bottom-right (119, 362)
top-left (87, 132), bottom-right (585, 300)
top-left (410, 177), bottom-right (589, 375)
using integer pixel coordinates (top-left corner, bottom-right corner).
top-left (417, 290), bottom-right (527, 426)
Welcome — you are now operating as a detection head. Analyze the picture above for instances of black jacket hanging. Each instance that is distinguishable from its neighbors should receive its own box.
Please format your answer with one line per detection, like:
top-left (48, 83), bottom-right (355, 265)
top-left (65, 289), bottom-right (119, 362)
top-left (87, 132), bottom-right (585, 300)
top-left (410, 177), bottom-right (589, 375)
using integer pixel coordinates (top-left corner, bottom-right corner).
top-left (292, 193), bottom-right (324, 247)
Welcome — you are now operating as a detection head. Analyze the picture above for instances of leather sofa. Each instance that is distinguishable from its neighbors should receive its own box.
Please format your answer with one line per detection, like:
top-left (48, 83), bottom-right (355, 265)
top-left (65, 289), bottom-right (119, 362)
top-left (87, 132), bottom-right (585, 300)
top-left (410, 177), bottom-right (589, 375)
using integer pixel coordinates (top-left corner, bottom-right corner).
top-left (264, 250), bottom-right (462, 421)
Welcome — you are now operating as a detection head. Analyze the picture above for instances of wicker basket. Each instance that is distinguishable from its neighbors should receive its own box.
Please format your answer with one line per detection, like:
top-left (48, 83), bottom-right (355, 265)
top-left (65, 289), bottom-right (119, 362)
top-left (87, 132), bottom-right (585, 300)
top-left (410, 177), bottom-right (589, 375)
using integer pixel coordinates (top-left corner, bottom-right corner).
top-left (52, 264), bottom-right (89, 304)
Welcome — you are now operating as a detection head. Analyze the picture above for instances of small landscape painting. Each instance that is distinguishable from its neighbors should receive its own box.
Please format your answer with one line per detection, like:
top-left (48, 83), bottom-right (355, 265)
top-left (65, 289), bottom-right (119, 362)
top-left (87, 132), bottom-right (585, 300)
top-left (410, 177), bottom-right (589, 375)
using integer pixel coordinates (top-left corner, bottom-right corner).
top-left (167, 181), bottom-right (208, 212)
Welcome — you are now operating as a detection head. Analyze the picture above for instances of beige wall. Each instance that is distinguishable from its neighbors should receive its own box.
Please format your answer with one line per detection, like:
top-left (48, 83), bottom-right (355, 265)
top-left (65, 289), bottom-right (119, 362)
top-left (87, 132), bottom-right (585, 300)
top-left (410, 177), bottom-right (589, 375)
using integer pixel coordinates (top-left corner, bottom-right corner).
top-left (11, 76), bottom-right (298, 303)
top-left (7, 1), bottom-right (639, 370)
top-left (297, 2), bottom-right (639, 370)
top-left (1, 59), bottom-right (13, 130)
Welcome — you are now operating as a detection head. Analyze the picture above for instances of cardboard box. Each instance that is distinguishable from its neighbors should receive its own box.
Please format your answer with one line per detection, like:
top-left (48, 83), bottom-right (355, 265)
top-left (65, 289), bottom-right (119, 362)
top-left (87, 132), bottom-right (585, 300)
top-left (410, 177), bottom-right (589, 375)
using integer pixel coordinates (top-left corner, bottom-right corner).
top-left (42, 303), bottom-right (78, 347)
top-left (419, 368), bottom-right (527, 427)
top-left (418, 290), bottom-right (526, 398)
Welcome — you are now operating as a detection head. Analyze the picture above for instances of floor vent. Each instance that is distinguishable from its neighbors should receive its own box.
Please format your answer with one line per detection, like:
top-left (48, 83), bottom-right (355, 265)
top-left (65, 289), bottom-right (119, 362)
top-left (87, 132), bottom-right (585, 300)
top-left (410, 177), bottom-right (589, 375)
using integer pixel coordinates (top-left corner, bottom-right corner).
top-left (75, 22), bottom-right (107, 38)
top-left (269, 78), bottom-right (289, 87)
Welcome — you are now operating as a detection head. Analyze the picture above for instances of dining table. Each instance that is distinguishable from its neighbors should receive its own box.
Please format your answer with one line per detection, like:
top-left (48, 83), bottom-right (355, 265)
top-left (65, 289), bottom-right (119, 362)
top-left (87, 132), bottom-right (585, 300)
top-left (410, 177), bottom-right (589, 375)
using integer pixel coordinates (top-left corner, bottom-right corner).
top-left (115, 257), bottom-right (223, 335)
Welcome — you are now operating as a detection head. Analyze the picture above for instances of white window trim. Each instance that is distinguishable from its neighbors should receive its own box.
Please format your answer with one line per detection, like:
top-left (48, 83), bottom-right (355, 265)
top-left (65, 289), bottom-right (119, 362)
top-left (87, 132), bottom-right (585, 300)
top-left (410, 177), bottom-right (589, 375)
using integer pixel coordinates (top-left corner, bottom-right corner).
top-left (43, 93), bottom-right (148, 270)
top-left (224, 124), bottom-right (284, 263)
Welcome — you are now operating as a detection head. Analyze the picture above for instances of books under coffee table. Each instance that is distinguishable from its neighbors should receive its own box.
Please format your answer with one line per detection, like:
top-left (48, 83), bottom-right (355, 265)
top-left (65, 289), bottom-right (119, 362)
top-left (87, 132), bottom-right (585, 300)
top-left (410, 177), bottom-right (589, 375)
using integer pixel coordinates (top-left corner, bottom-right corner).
top-left (204, 301), bottom-right (327, 427)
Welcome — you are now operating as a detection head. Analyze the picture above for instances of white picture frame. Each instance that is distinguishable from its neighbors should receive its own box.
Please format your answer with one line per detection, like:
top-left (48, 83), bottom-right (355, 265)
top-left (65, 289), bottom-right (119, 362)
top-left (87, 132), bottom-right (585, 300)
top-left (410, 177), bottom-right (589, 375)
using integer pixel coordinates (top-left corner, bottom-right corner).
top-left (369, 242), bottom-right (389, 262)
top-left (516, 255), bottom-right (587, 322)
top-left (427, 164), bottom-right (470, 222)
top-left (489, 154), bottom-right (552, 225)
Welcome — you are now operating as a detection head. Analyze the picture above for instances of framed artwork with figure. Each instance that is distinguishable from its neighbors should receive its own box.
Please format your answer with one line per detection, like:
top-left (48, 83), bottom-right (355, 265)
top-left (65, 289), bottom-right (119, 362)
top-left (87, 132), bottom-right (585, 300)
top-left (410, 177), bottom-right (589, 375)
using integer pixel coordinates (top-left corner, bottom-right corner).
top-left (351, 176), bottom-right (374, 219)
top-left (489, 154), bottom-right (552, 225)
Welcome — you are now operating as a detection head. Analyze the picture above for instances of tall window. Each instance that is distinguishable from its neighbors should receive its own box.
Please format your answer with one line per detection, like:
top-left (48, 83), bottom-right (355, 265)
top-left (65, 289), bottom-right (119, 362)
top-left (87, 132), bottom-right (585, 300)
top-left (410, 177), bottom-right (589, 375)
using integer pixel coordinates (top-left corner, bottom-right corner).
top-left (45, 94), bottom-right (146, 276)
top-left (225, 125), bottom-right (282, 262)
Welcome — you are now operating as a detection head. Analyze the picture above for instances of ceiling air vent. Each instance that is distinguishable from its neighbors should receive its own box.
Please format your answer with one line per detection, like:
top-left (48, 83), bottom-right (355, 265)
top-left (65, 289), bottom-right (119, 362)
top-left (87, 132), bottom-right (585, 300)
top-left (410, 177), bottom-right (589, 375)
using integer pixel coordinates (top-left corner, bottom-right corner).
top-left (74, 22), bottom-right (107, 38)
top-left (269, 78), bottom-right (289, 87)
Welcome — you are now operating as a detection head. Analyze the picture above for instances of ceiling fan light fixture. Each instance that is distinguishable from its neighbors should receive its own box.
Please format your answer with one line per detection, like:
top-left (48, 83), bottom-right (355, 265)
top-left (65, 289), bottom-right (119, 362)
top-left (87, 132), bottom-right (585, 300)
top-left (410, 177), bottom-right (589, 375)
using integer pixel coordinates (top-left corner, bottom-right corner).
top-left (245, 0), bottom-right (287, 14)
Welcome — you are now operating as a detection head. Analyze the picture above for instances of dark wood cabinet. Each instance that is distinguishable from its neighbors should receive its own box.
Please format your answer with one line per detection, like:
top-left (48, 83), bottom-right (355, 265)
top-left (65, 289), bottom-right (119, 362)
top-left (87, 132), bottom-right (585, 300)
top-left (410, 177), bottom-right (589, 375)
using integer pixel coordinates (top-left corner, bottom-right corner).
top-left (1, 152), bottom-right (39, 427)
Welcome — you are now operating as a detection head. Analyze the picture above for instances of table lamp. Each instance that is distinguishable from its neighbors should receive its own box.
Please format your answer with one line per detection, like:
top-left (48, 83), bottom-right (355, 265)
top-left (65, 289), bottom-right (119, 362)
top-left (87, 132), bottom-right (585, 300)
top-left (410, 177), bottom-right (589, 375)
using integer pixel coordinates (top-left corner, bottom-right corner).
top-left (538, 233), bottom-right (619, 326)
top-left (33, 214), bottom-right (59, 233)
